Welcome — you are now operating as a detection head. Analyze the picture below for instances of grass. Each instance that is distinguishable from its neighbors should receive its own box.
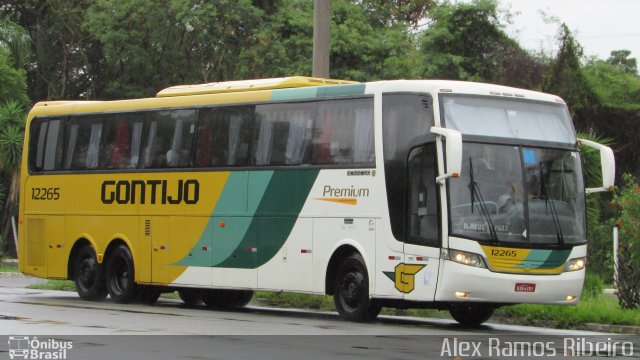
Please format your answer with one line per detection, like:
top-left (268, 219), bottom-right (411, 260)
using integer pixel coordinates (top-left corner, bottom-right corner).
top-left (0, 263), bottom-right (18, 273)
top-left (496, 297), bottom-right (640, 328)
top-left (254, 291), bottom-right (335, 311)
top-left (26, 280), bottom-right (75, 291)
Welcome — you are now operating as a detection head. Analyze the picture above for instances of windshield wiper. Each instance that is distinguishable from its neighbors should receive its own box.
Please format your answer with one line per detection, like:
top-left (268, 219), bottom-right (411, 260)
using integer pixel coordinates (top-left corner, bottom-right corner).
top-left (468, 158), bottom-right (498, 242)
top-left (539, 162), bottom-right (564, 244)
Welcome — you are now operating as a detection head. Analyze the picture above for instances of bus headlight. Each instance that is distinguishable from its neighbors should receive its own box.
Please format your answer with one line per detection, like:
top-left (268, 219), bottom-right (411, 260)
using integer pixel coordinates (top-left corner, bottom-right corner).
top-left (564, 257), bottom-right (586, 272)
top-left (444, 249), bottom-right (487, 268)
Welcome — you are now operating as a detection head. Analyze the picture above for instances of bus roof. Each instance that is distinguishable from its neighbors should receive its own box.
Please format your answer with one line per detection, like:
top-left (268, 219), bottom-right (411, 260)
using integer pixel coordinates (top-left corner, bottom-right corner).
top-left (156, 76), bottom-right (358, 98)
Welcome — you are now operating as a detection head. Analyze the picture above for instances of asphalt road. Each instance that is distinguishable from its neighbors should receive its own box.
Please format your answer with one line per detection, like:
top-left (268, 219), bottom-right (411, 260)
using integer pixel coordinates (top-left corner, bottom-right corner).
top-left (0, 274), bottom-right (637, 359)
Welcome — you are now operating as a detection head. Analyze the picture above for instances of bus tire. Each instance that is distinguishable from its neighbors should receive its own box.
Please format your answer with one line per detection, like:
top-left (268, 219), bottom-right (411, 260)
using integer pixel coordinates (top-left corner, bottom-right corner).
top-left (448, 303), bottom-right (495, 327)
top-left (333, 253), bottom-right (380, 322)
top-left (105, 245), bottom-right (137, 303)
top-left (74, 245), bottom-right (108, 301)
top-left (227, 290), bottom-right (253, 307)
top-left (178, 289), bottom-right (203, 306)
top-left (202, 290), bottom-right (226, 308)
top-left (202, 290), bottom-right (253, 308)
top-left (137, 285), bottom-right (162, 305)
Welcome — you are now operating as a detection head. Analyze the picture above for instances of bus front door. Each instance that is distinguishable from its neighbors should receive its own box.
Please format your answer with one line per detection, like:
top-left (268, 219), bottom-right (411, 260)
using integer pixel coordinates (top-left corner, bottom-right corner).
top-left (402, 144), bottom-right (441, 302)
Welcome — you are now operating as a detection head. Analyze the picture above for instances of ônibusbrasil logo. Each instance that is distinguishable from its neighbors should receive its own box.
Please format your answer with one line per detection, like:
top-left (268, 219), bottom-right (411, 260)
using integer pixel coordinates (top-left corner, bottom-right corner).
top-left (8, 336), bottom-right (72, 360)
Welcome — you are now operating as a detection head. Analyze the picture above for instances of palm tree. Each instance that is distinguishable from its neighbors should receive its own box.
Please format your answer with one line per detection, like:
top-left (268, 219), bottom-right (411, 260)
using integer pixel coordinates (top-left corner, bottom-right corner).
top-left (0, 15), bottom-right (31, 257)
top-left (578, 131), bottom-right (613, 188)
top-left (0, 100), bottom-right (27, 257)
top-left (0, 14), bottom-right (31, 69)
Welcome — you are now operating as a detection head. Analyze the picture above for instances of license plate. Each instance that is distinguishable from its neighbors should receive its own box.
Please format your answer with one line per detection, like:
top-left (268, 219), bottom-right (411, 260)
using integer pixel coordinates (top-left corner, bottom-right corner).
top-left (515, 283), bottom-right (536, 292)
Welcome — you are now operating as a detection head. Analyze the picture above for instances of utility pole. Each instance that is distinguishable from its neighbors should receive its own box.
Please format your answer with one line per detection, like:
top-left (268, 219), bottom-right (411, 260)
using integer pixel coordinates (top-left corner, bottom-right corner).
top-left (313, 0), bottom-right (330, 78)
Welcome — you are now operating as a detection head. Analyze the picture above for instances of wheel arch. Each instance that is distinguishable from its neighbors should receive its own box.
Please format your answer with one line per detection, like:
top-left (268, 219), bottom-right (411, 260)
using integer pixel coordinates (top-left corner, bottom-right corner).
top-left (324, 240), bottom-right (373, 296)
top-left (103, 235), bottom-right (133, 264)
top-left (67, 236), bottom-right (99, 280)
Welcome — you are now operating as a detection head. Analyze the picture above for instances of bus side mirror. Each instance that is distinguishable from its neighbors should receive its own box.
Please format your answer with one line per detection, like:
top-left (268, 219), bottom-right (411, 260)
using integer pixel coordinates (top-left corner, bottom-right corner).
top-left (430, 127), bottom-right (462, 184)
top-left (578, 138), bottom-right (615, 193)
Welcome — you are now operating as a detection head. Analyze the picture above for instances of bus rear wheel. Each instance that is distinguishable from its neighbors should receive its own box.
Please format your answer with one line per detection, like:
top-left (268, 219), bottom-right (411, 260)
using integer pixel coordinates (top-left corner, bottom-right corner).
top-left (137, 285), bottom-right (162, 305)
top-left (178, 289), bottom-right (203, 306)
top-left (105, 245), bottom-right (137, 303)
top-left (333, 253), bottom-right (381, 322)
top-left (74, 245), bottom-right (107, 301)
top-left (449, 303), bottom-right (495, 327)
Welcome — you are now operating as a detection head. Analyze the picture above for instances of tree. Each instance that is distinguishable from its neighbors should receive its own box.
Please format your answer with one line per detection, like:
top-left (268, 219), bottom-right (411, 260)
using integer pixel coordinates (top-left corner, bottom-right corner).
top-left (419, 0), bottom-right (545, 88)
top-left (0, 15), bottom-right (30, 257)
top-left (607, 49), bottom-right (638, 76)
top-left (583, 59), bottom-right (640, 109)
top-left (0, 50), bottom-right (28, 105)
top-left (4, 0), bottom-right (101, 100)
top-left (0, 98), bottom-right (26, 257)
top-left (237, 0), bottom-right (422, 81)
top-left (578, 132), bottom-right (615, 279)
top-left (361, 0), bottom-right (438, 28)
top-left (84, 0), bottom-right (265, 99)
top-left (542, 24), bottom-right (597, 119)
top-left (0, 14), bottom-right (31, 69)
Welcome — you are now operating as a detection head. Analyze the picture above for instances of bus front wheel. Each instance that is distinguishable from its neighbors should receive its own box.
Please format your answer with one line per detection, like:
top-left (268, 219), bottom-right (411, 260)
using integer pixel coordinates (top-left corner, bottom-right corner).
top-left (333, 253), bottom-right (381, 322)
top-left (105, 245), bottom-right (137, 303)
top-left (74, 245), bottom-right (108, 301)
top-left (449, 303), bottom-right (495, 327)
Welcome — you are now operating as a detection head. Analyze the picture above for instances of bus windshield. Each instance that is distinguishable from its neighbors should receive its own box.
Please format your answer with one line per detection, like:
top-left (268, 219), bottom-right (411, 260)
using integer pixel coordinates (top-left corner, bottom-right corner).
top-left (441, 94), bottom-right (576, 144)
top-left (449, 143), bottom-right (586, 245)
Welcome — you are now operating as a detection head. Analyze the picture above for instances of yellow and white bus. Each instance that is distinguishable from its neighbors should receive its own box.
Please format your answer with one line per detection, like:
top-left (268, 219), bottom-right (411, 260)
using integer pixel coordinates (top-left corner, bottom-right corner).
top-left (19, 77), bottom-right (614, 325)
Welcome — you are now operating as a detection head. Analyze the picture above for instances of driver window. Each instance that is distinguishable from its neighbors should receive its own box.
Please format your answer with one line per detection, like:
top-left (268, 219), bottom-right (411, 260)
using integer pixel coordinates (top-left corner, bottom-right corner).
top-left (407, 143), bottom-right (439, 246)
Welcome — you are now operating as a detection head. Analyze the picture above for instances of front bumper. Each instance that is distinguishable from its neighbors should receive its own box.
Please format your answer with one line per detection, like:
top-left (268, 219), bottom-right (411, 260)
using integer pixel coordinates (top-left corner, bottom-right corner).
top-left (434, 259), bottom-right (584, 304)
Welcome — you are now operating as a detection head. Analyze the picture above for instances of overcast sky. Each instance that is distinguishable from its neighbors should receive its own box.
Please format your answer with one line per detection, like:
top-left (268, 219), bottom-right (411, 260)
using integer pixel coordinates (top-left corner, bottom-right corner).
top-left (496, 0), bottom-right (640, 61)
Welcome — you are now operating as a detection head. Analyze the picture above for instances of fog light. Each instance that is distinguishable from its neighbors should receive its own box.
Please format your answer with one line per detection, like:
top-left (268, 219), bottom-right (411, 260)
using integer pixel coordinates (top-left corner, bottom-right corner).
top-left (566, 295), bottom-right (577, 301)
top-left (455, 291), bottom-right (468, 298)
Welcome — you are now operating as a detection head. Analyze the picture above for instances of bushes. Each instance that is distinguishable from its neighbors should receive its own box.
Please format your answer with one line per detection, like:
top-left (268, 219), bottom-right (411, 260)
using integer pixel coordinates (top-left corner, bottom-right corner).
top-left (611, 173), bottom-right (640, 309)
top-left (582, 273), bottom-right (604, 300)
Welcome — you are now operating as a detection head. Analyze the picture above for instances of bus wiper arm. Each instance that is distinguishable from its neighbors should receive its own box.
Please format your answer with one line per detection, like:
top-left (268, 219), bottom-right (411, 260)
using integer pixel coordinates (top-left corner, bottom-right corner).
top-left (468, 158), bottom-right (498, 242)
top-left (539, 162), bottom-right (564, 244)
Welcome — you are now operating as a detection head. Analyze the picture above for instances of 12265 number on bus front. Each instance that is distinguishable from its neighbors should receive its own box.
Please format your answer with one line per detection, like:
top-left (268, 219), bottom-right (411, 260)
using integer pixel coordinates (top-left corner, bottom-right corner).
top-left (490, 249), bottom-right (517, 257)
top-left (31, 187), bottom-right (60, 200)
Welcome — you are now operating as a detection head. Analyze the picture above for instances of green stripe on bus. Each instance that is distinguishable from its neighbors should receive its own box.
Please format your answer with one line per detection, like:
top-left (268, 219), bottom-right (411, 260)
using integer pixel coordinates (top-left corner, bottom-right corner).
top-left (271, 87), bottom-right (318, 101)
top-left (270, 83), bottom-right (366, 101)
top-left (515, 249), bottom-right (571, 269)
top-left (316, 84), bottom-right (366, 98)
top-left (216, 169), bottom-right (319, 268)
top-left (176, 169), bottom-right (319, 269)
top-left (174, 171), bottom-right (273, 267)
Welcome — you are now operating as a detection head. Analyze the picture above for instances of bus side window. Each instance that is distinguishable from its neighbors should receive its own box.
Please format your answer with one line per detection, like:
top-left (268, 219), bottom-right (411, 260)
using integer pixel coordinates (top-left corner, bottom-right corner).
top-left (167, 109), bottom-right (196, 167)
top-left (31, 120), bottom-right (48, 171)
top-left (407, 143), bottom-right (439, 247)
top-left (252, 103), bottom-right (314, 166)
top-left (40, 119), bottom-right (63, 171)
top-left (100, 118), bottom-right (131, 169)
top-left (313, 98), bottom-right (374, 166)
top-left (97, 113), bottom-right (145, 170)
top-left (61, 116), bottom-right (103, 171)
top-left (195, 107), bottom-right (253, 167)
top-left (143, 109), bottom-right (196, 169)
top-left (30, 119), bottom-right (61, 172)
